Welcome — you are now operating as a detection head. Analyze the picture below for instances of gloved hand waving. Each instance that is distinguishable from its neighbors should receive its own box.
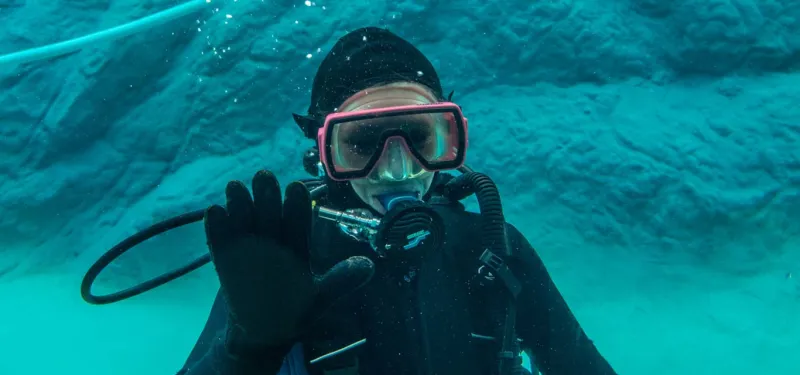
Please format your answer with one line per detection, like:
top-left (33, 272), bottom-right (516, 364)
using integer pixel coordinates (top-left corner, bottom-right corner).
top-left (204, 170), bottom-right (375, 354)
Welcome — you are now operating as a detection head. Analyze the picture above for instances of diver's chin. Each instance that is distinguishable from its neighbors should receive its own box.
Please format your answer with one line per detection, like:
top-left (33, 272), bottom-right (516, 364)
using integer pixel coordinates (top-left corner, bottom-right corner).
top-left (369, 197), bottom-right (388, 215)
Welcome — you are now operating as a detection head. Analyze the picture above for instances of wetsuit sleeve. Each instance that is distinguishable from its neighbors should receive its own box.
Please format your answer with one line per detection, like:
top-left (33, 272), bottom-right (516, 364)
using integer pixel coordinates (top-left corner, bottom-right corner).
top-left (178, 289), bottom-right (228, 373)
top-left (507, 224), bottom-right (618, 375)
top-left (179, 338), bottom-right (289, 375)
top-left (177, 289), bottom-right (289, 375)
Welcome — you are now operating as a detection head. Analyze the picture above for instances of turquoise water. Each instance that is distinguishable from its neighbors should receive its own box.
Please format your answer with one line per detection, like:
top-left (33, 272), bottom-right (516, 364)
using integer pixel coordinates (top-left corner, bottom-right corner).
top-left (1, 1), bottom-right (799, 374)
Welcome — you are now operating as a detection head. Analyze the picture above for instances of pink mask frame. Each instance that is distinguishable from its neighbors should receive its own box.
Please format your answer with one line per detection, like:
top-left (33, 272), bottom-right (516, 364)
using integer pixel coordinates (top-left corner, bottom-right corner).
top-left (316, 102), bottom-right (469, 181)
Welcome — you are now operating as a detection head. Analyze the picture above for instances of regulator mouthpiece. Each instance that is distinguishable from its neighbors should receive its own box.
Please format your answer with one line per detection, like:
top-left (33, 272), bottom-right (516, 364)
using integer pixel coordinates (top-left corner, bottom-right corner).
top-left (315, 194), bottom-right (444, 263)
top-left (376, 192), bottom-right (420, 212)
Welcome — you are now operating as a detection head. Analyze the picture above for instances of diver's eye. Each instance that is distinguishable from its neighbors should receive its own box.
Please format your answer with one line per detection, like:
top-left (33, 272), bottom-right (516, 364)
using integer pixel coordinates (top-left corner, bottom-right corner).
top-left (344, 138), bottom-right (375, 155)
top-left (408, 128), bottom-right (432, 145)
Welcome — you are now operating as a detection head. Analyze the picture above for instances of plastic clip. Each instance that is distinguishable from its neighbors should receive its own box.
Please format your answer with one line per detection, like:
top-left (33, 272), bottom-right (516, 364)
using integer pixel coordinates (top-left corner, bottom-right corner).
top-left (479, 250), bottom-right (522, 298)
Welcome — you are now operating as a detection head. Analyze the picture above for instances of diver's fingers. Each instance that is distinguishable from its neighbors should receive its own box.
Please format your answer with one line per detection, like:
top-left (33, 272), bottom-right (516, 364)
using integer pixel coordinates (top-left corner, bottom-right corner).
top-left (313, 256), bottom-right (375, 311)
top-left (204, 204), bottom-right (231, 253)
top-left (252, 170), bottom-right (282, 239)
top-left (281, 181), bottom-right (312, 262)
top-left (225, 180), bottom-right (255, 236)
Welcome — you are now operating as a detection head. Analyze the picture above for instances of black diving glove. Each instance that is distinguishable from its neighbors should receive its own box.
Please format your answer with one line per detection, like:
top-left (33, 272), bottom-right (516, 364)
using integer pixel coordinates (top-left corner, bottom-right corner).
top-left (202, 170), bottom-right (375, 372)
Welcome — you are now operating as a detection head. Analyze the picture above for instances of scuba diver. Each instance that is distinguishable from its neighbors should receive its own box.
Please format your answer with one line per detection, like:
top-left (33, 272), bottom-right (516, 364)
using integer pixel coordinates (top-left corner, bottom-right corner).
top-left (176, 27), bottom-right (618, 375)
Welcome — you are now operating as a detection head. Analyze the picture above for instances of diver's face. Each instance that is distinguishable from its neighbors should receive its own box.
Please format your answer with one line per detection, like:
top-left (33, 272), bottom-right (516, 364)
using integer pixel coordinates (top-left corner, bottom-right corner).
top-left (338, 82), bottom-right (437, 214)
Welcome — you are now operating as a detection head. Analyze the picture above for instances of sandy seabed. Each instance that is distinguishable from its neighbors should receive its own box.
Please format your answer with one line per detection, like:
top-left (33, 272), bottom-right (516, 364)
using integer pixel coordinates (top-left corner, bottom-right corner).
top-left (1, 246), bottom-right (798, 375)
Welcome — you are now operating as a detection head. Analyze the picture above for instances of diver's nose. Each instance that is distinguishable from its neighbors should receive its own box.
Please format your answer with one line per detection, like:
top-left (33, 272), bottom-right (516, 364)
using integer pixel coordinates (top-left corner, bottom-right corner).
top-left (372, 138), bottom-right (421, 181)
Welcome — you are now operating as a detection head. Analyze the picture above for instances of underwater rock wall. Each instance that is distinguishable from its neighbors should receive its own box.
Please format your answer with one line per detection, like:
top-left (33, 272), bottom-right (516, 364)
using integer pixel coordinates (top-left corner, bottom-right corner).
top-left (0, 0), bottom-right (798, 278)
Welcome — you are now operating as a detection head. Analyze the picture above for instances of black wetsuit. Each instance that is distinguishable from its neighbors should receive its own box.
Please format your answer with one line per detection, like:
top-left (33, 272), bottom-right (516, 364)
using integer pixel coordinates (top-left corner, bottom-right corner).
top-left (178, 196), bottom-right (617, 375)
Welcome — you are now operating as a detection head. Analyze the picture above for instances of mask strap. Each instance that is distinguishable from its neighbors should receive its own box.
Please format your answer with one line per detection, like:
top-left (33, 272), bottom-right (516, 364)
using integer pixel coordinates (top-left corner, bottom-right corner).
top-left (293, 113), bottom-right (322, 139)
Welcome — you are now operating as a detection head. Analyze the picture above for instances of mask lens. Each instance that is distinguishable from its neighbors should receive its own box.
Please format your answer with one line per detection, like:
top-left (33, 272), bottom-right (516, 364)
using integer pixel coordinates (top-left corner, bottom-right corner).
top-left (330, 110), bottom-right (462, 174)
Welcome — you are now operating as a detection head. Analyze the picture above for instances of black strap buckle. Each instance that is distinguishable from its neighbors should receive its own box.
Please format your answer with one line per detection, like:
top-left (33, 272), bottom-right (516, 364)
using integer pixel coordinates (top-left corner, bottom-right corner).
top-left (479, 250), bottom-right (522, 298)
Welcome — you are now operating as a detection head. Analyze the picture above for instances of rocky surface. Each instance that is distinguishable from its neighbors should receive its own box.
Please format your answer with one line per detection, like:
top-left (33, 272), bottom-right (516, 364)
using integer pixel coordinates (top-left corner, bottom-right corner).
top-left (0, 0), bottom-right (798, 279)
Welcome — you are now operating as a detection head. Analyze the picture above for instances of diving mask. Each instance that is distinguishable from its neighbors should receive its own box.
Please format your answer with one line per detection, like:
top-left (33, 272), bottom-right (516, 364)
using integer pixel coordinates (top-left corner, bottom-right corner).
top-left (317, 102), bottom-right (469, 181)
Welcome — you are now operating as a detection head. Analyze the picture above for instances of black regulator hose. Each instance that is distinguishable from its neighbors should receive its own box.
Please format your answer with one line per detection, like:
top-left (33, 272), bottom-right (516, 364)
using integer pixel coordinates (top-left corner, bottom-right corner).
top-left (80, 179), bottom-right (326, 305)
top-left (80, 209), bottom-right (208, 305)
top-left (443, 172), bottom-right (521, 375)
top-left (442, 172), bottom-right (508, 257)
